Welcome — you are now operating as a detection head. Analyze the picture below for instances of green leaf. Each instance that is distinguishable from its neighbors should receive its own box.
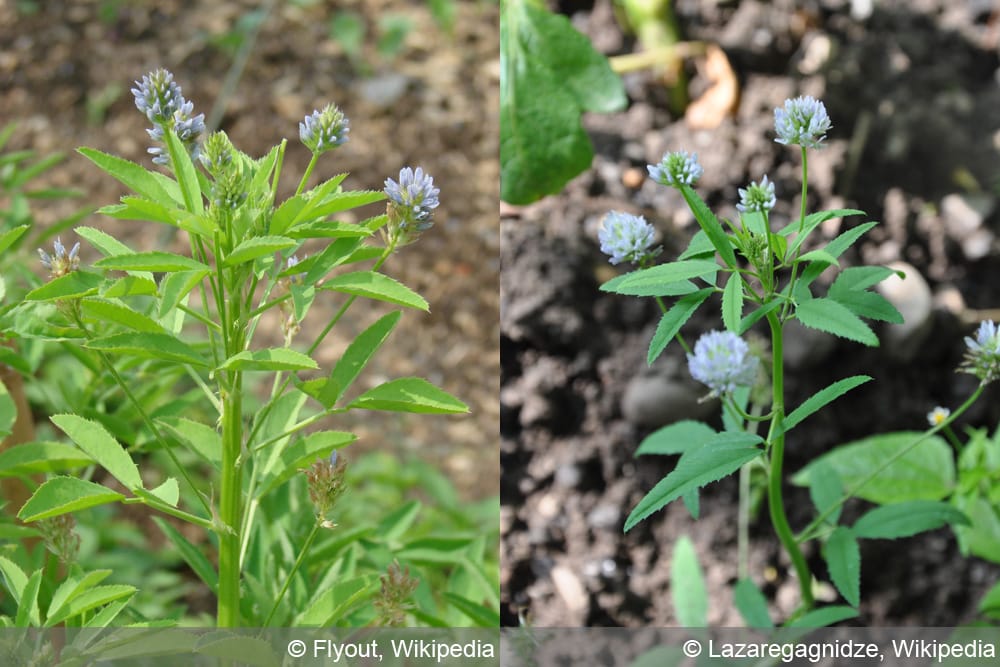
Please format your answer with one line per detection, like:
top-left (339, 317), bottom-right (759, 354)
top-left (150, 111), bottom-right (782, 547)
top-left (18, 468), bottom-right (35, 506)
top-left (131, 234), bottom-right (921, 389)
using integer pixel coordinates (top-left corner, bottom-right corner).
top-left (102, 276), bottom-right (158, 298)
top-left (442, 593), bottom-right (501, 627)
top-left (783, 375), bottom-right (872, 433)
top-left (778, 208), bottom-right (865, 252)
top-left (979, 580), bottom-right (1000, 618)
top-left (738, 300), bottom-right (783, 334)
top-left (671, 535), bottom-right (707, 627)
top-left (86, 332), bottom-right (207, 367)
top-left (377, 500), bottom-right (422, 543)
top-left (147, 478), bottom-right (179, 507)
top-left (635, 420), bottom-right (716, 457)
top-left (222, 236), bottom-right (296, 267)
top-left (45, 584), bottom-right (136, 626)
top-left (787, 605), bottom-right (858, 628)
top-left (286, 220), bottom-right (373, 239)
top-left (677, 229), bottom-right (715, 260)
top-left (77, 147), bottom-right (180, 205)
top-left (734, 578), bottom-right (773, 628)
top-left (0, 441), bottom-right (94, 477)
top-left (823, 526), bottom-right (860, 607)
top-left (152, 517), bottom-right (218, 594)
top-left (679, 185), bottom-right (737, 269)
top-left (500, 0), bottom-right (625, 204)
top-left (295, 575), bottom-right (379, 626)
top-left (51, 414), bottom-right (143, 490)
top-left (217, 348), bottom-right (319, 372)
top-left (625, 435), bottom-right (763, 531)
top-left (321, 271), bottom-right (428, 311)
top-left (157, 417), bottom-right (221, 468)
top-left (47, 570), bottom-right (112, 628)
top-left (16, 570), bottom-right (42, 627)
top-left (722, 273), bottom-right (744, 333)
top-left (163, 128), bottom-right (203, 215)
top-left (829, 266), bottom-right (898, 294)
top-left (25, 271), bottom-right (103, 302)
top-left (158, 270), bottom-right (209, 318)
top-left (18, 476), bottom-right (125, 522)
top-left (830, 289), bottom-right (903, 324)
top-left (0, 224), bottom-right (29, 255)
top-left (81, 297), bottom-right (165, 334)
top-left (298, 190), bottom-right (385, 221)
top-left (646, 289), bottom-right (713, 365)
top-left (796, 249), bottom-right (840, 268)
top-left (793, 432), bottom-right (955, 504)
top-left (795, 297), bottom-right (878, 346)
top-left (853, 501), bottom-right (970, 539)
top-left (257, 430), bottom-right (356, 497)
top-left (94, 251), bottom-right (208, 273)
top-left (808, 461), bottom-right (843, 526)
top-left (0, 556), bottom-right (27, 601)
top-left (601, 272), bottom-right (698, 299)
top-left (822, 221), bottom-right (879, 258)
top-left (0, 380), bottom-right (13, 439)
top-left (349, 377), bottom-right (469, 414)
top-left (602, 260), bottom-right (718, 297)
top-left (325, 311), bottom-right (401, 407)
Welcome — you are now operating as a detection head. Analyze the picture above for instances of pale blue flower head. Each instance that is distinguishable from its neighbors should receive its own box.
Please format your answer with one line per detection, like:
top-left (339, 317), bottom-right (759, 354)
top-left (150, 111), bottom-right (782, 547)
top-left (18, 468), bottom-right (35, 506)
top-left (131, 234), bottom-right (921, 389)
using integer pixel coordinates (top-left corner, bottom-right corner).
top-left (961, 320), bottom-right (1000, 382)
top-left (132, 69), bottom-right (185, 126)
top-left (688, 330), bottom-right (759, 396)
top-left (384, 167), bottom-right (440, 236)
top-left (647, 150), bottom-right (703, 188)
top-left (598, 211), bottom-right (659, 266)
top-left (737, 175), bottom-right (776, 214)
top-left (299, 104), bottom-right (350, 154)
top-left (38, 237), bottom-right (80, 278)
top-left (774, 96), bottom-right (832, 149)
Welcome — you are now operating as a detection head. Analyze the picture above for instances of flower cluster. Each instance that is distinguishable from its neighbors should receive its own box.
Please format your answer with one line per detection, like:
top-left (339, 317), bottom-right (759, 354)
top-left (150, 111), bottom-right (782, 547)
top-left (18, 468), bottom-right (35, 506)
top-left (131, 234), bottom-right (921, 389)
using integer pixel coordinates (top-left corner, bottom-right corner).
top-left (598, 211), bottom-right (660, 266)
top-left (304, 452), bottom-right (348, 528)
top-left (647, 150), bottom-right (703, 188)
top-left (737, 175), bottom-right (776, 214)
top-left (960, 320), bottom-right (1000, 383)
top-left (687, 330), bottom-right (760, 396)
top-left (299, 104), bottom-right (350, 154)
top-left (132, 69), bottom-right (205, 166)
top-left (384, 166), bottom-right (440, 244)
top-left (774, 96), bottom-right (831, 149)
top-left (36, 514), bottom-right (80, 565)
top-left (37, 237), bottom-right (80, 278)
top-left (373, 560), bottom-right (419, 627)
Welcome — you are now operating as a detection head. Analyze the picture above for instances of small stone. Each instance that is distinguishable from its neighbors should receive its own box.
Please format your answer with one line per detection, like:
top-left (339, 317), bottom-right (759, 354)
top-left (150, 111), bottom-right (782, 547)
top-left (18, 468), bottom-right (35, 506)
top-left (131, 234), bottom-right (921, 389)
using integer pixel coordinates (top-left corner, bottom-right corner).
top-left (941, 193), bottom-right (995, 240)
top-left (587, 503), bottom-right (621, 531)
top-left (622, 167), bottom-right (645, 189)
top-left (933, 285), bottom-right (966, 317)
top-left (550, 564), bottom-right (588, 614)
top-left (554, 464), bottom-right (582, 489)
top-left (358, 72), bottom-right (410, 108)
top-left (876, 261), bottom-right (933, 361)
top-left (621, 374), bottom-right (716, 429)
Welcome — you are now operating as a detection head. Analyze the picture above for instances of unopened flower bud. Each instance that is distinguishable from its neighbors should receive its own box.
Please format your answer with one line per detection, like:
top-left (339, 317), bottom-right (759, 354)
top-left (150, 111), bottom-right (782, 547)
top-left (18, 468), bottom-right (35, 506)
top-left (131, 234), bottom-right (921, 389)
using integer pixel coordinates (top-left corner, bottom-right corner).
top-left (299, 104), bottom-right (350, 154)
top-left (647, 150), bottom-right (703, 188)
top-left (304, 453), bottom-right (348, 524)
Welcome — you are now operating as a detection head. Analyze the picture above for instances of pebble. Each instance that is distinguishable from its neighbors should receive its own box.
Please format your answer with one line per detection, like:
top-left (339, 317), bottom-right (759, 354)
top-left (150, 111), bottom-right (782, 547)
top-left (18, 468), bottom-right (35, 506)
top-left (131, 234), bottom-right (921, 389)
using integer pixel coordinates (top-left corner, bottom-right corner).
top-left (359, 72), bottom-right (410, 108)
top-left (876, 261), bottom-right (933, 360)
top-left (586, 503), bottom-right (621, 531)
top-left (550, 564), bottom-right (588, 614)
top-left (621, 374), bottom-right (717, 429)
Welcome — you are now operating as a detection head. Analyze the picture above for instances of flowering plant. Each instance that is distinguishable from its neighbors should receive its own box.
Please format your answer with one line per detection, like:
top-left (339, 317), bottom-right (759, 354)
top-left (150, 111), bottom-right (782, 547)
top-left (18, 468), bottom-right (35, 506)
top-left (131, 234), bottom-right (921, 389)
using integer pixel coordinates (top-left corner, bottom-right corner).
top-left (599, 96), bottom-right (991, 625)
top-left (0, 70), bottom-right (492, 630)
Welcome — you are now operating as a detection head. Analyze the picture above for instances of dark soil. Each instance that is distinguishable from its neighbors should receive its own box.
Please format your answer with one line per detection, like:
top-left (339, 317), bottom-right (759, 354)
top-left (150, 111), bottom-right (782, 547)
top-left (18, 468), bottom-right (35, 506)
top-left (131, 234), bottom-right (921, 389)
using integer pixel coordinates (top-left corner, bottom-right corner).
top-left (501, 0), bottom-right (1000, 626)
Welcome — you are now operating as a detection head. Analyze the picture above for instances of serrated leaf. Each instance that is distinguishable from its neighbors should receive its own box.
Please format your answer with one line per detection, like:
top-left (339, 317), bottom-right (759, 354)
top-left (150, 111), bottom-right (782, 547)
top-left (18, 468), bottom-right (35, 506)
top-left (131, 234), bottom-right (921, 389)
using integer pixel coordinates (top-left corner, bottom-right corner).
top-left (601, 272), bottom-right (698, 298)
top-left (625, 435), bottom-right (763, 531)
top-left (300, 190), bottom-right (385, 221)
top-left (734, 578), bottom-right (773, 628)
top-left (797, 249), bottom-right (840, 268)
top-left (778, 208), bottom-right (865, 251)
top-left (722, 272), bottom-right (744, 333)
top-left (86, 332), bottom-right (207, 367)
top-left (739, 300), bottom-right (782, 334)
top-left (222, 236), bottom-right (296, 267)
top-left (294, 575), bottom-right (379, 626)
top-left (830, 289), bottom-right (903, 324)
top-left (829, 266), bottom-right (899, 294)
top-left (157, 417), bottom-right (221, 467)
top-left (822, 527), bottom-right (860, 607)
top-left (671, 536), bottom-right (707, 627)
top-left (47, 570), bottom-right (112, 627)
top-left (18, 476), bottom-right (125, 522)
top-left (218, 348), bottom-right (318, 372)
top-left (636, 420), bottom-right (717, 457)
top-left (81, 298), bottom-right (165, 334)
top-left (159, 270), bottom-right (209, 318)
top-left (94, 251), bottom-right (208, 273)
top-left (349, 377), bottom-right (469, 414)
top-left (153, 517), bottom-right (218, 594)
top-left (784, 375), bottom-right (872, 433)
top-left (0, 556), bottom-right (27, 600)
top-left (853, 501), bottom-right (970, 539)
top-left (163, 128), bottom-right (203, 215)
top-left (795, 297), bottom-right (878, 346)
top-left (16, 570), bottom-right (42, 627)
top-left (0, 441), bottom-right (93, 476)
top-left (679, 185), bottom-right (737, 268)
top-left (77, 147), bottom-right (179, 205)
top-left (45, 584), bottom-right (136, 626)
top-left (25, 271), bottom-right (103, 302)
top-left (147, 478), bottom-right (179, 507)
top-left (604, 260), bottom-right (719, 297)
top-left (322, 271), bottom-right (428, 311)
top-left (646, 289), bottom-right (713, 365)
top-left (325, 311), bottom-right (401, 407)
top-left (51, 414), bottom-right (143, 490)
top-left (677, 229), bottom-right (715, 260)
top-left (808, 461), bottom-right (843, 526)
top-left (443, 593), bottom-right (501, 627)
top-left (102, 275), bottom-right (158, 298)
top-left (286, 221), bottom-right (373, 239)
top-left (0, 224), bottom-right (29, 254)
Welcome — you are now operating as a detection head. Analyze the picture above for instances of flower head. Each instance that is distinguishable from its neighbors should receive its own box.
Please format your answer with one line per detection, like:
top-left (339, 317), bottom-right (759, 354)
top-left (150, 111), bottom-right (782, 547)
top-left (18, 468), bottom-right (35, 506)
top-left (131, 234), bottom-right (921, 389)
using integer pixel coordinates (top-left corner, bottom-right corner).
top-left (737, 175), bottom-right (776, 214)
top-left (304, 453), bottom-right (348, 528)
top-left (384, 167), bottom-right (440, 242)
top-left (687, 330), bottom-right (760, 396)
top-left (133, 69), bottom-right (204, 166)
top-left (647, 150), bottom-right (703, 188)
top-left (37, 237), bottom-right (80, 278)
top-left (960, 320), bottom-right (1000, 382)
top-left (774, 96), bottom-right (832, 149)
top-left (299, 104), bottom-right (350, 154)
top-left (926, 406), bottom-right (951, 427)
top-left (598, 211), bottom-right (660, 265)
top-left (374, 560), bottom-right (419, 627)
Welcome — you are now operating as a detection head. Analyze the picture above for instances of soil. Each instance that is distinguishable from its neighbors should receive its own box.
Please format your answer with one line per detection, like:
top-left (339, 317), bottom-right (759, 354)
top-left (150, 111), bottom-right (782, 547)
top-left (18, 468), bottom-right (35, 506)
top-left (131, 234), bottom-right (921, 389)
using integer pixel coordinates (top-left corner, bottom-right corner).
top-left (0, 0), bottom-right (500, 500)
top-left (501, 0), bottom-right (1000, 626)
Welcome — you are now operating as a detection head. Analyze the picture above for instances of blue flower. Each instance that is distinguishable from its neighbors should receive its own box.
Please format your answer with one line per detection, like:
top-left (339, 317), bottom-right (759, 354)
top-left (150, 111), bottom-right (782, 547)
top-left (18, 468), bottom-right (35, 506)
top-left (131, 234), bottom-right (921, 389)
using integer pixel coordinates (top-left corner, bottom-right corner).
top-left (687, 330), bottom-right (759, 396)
top-left (960, 320), bottom-right (1000, 383)
top-left (133, 69), bottom-right (204, 166)
top-left (299, 104), bottom-right (350, 154)
top-left (647, 151), bottom-right (703, 188)
top-left (774, 96), bottom-right (832, 149)
top-left (598, 211), bottom-right (659, 266)
top-left (38, 237), bottom-right (80, 278)
top-left (737, 175), bottom-right (776, 214)
top-left (384, 167), bottom-right (440, 237)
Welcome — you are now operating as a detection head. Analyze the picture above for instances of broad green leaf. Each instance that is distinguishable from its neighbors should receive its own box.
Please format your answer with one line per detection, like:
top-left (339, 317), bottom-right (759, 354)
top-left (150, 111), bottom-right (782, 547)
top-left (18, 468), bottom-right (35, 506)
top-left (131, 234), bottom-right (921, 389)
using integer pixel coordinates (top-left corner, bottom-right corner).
top-left (783, 375), bottom-right (872, 433)
top-left (102, 276), bottom-right (158, 298)
top-left (321, 271), bottom-right (428, 311)
top-left (829, 266), bottom-right (899, 294)
top-left (326, 311), bottom-right (401, 407)
top-left (822, 221), bottom-right (879, 258)
top-left (94, 251), bottom-right (208, 273)
top-left (222, 235), bottom-right (296, 267)
top-left (286, 221), bottom-right (373, 239)
top-left (778, 208), bottom-right (864, 250)
top-left (796, 249), bottom-right (840, 268)
top-left (795, 297), bottom-right (878, 346)
top-left (45, 584), bottom-right (136, 626)
top-left (301, 237), bottom-right (362, 284)
top-left (635, 420), bottom-right (716, 457)
top-left (298, 190), bottom-right (385, 221)
top-left (0, 441), bottom-right (94, 476)
top-left (77, 147), bottom-right (179, 205)
top-left (147, 478), bottom-right (180, 507)
top-left (18, 476), bottom-right (125, 522)
top-left (81, 297), bottom-right (165, 334)
top-left (25, 271), bottom-right (103, 301)
top-left (0, 224), bottom-right (29, 255)
top-left (218, 348), bottom-right (318, 373)
top-left (646, 288), bottom-right (713, 365)
top-left (793, 432), bottom-right (954, 503)
top-left (734, 578), bottom-right (773, 628)
top-left (102, 197), bottom-right (189, 231)
top-left (625, 435), bottom-right (763, 531)
top-left (956, 495), bottom-right (1000, 563)
top-left (158, 270), bottom-right (209, 318)
top-left (286, 175), bottom-right (356, 228)
top-left (0, 556), bottom-right (27, 600)
top-left (0, 380), bottom-right (13, 439)
top-left (295, 575), bottom-right (379, 626)
top-left (257, 430), bottom-right (356, 497)
top-left (853, 501), bottom-right (969, 539)
top-left (51, 414), bottom-right (142, 490)
top-left (153, 517), bottom-right (218, 593)
top-left (601, 273), bottom-right (698, 299)
top-left (16, 569), bottom-right (42, 627)
top-left (808, 461), bottom-right (843, 526)
top-left (157, 417), bottom-right (221, 467)
top-left (442, 593), bottom-right (501, 627)
top-left (86, 332), bottom-right (207, 367)
top-left (677, 229), bottom-right (715, 260)
top-left (349, 377), bottom-right (469, 414)
top-left (822, 526), bottom-right (860, 607)
top-left (500, 0), bottom-right (625, 204)
top-left (602, 260), bottom-right (719, 297)
top-left (671, 535), bottom-right (707, 627)
top-left (163, 128), bottom-right (203, 215)
top-left (47, 570), bottom-right (112, 627)
top-left (679, 185), bottom-right (737, 268)
top-left (787, 605), bottom-right (858, 628)
top-left (830, 289), bottom-right (903, 324)
top-left (0, 347), bottom-right (31, 376)
top-left (722, 273), bottom-right (743, 333)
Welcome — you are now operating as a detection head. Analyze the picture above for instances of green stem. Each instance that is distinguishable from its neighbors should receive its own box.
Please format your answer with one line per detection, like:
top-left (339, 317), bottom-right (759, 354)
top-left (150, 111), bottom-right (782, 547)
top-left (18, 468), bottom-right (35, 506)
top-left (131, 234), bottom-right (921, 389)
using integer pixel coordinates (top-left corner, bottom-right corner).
top-left (296, 153), bottom-right (320, 196)
top-left (217, 370), bottom-right (243, 627)
top-left (764, 312), bottom-right (814, 611)
top-left (780, 147), bottom-right (810, 321)
top-left (261, 522), bottom-right (321, 627)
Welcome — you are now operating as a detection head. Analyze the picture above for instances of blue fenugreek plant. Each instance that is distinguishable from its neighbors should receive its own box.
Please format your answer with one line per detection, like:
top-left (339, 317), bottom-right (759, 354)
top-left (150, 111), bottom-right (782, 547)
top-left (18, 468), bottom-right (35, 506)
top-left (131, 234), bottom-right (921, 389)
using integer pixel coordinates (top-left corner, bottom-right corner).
top-left (600, 96), bottom-right (994, 626)
top-left (1, 70), bottom-right (473, 628)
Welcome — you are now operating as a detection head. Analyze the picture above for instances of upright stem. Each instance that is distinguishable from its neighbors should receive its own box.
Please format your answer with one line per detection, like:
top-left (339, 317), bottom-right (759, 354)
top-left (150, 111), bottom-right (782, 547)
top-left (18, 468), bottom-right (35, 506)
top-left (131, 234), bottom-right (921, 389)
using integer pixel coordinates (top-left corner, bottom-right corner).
top-left (218, 370), bottom-right (243, 627)
top-left (765, 312), bottom-right (814, 610)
